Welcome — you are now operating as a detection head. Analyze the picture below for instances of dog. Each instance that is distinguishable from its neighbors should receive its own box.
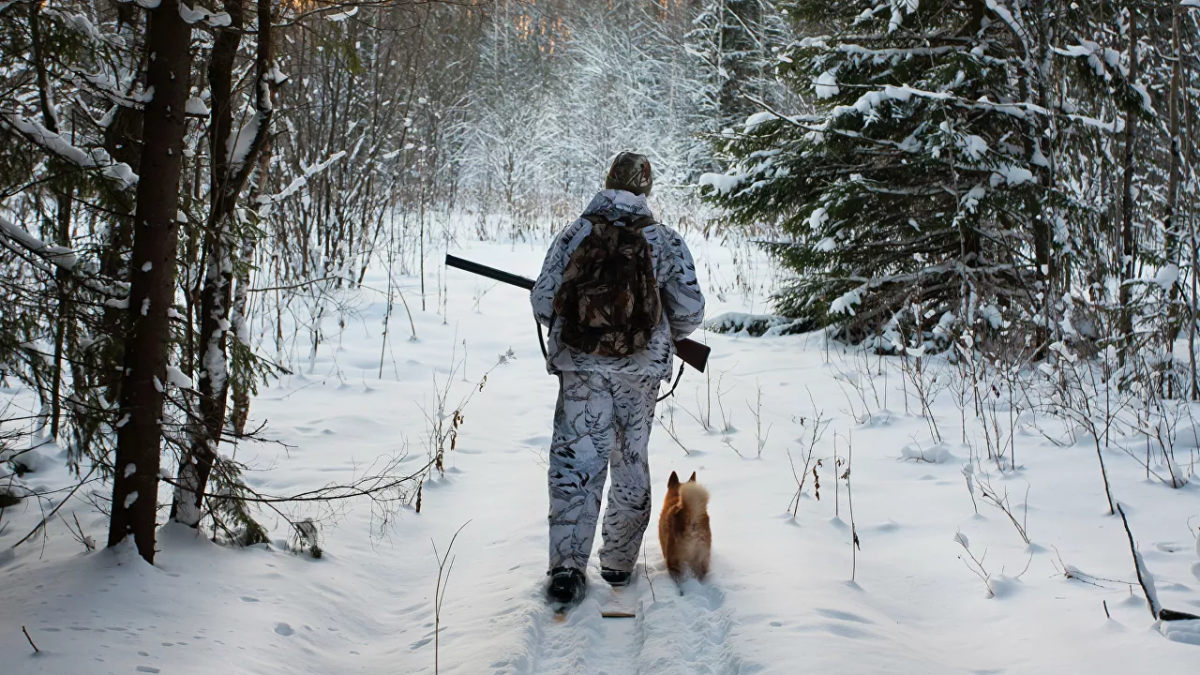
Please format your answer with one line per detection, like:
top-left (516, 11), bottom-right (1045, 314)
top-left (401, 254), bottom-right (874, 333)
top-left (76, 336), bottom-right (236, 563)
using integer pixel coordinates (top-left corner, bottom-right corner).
top-left (658, 471), bottom-right (711, 582)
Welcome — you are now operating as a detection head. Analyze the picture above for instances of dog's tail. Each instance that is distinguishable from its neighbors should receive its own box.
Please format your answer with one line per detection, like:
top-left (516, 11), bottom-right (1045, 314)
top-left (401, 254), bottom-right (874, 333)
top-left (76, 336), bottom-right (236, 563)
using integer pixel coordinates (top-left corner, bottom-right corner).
top-left (679, 481), bottom-right (709, 519)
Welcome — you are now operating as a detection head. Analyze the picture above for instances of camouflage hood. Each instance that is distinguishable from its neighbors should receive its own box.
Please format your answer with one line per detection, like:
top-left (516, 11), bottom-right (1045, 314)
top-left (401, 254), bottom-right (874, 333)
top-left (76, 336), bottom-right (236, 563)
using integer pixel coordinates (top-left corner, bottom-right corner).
top-left (581, 189), bottom-right (656, 225)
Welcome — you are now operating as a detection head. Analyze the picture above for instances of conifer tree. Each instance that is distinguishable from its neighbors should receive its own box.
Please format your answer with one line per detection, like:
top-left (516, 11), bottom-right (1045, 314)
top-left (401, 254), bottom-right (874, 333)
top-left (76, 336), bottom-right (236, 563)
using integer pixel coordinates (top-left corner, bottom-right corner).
top-left (701, 1), bottom-right (1126, 348)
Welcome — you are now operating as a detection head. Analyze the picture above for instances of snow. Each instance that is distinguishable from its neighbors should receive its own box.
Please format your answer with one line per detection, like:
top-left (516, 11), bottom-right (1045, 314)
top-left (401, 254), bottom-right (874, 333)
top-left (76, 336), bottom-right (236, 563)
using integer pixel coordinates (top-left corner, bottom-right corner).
top-left (226, 112), bottom-right (264, 167)
top-left (808, 206), bottom-right (829, 230)
top-left (998, 165), bottom-right (1035, 186)
top-left (1154, 264), bottom-right (1180, 290)
top-left (743, 111), bottom-right (776, 132)
top-left (698, 172), bottom-right (742, 196)
top-left (961, 134), bottom-right (988, 160)
top-left (185, 97), bottom-right (210, 116)
top-left (166, 366), bottom-right (194, 390)
top-left (325, 6), bottom-right (358, 22)
top-left (830, 285), bottom-right (864, 315)
top-left (178, 2), bottom-right (231, 27)
top-left (263, 151), bottom-right (348, 208)
top-left (814, 70), bottom-right (840, 99)
top-left (0, 214), bottom-right (77, 270)
top-left (0, 233), bottom-right (1197, 675)
top-left (0, 111), bottom-right (138, 190)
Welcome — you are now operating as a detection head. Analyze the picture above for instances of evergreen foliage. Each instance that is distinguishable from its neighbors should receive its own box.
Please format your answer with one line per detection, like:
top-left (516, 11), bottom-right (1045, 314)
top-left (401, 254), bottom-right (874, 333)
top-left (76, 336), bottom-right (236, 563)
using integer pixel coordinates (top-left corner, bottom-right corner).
top-left (703, 0), bottom-right (1200, 363)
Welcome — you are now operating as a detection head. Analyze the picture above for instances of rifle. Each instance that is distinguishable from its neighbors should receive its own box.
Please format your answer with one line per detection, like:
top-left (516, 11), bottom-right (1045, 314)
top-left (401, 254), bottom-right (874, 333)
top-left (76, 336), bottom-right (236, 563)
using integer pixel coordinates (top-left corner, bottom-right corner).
top-left (445, 254), bottom-right (710, 374)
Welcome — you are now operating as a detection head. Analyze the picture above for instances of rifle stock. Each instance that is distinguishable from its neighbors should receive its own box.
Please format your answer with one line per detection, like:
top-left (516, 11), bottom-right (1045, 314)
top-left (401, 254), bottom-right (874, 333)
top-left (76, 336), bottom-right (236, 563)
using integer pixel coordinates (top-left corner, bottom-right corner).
top-left (445, 254), bottom-right (710, 373)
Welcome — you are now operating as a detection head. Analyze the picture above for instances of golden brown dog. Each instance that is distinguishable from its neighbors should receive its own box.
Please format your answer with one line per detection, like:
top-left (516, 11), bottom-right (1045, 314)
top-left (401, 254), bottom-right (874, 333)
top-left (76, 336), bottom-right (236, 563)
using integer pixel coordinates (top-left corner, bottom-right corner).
top-left (658, 471), bottom-right (711, 582)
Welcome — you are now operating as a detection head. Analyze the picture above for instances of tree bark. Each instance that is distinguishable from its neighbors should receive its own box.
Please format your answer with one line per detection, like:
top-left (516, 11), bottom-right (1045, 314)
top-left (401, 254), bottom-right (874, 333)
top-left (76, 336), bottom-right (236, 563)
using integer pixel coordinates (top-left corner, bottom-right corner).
top-left (231, 136), bottom-right (275, 437)
top-left (171, 0), bottom-right (275, 526)
top-left (107, 0), bottom-right (194, 564)
top-left (1118, 15), bottom-right (1139, 355)
top-left (1162, 2), bottom-right (1184, 385)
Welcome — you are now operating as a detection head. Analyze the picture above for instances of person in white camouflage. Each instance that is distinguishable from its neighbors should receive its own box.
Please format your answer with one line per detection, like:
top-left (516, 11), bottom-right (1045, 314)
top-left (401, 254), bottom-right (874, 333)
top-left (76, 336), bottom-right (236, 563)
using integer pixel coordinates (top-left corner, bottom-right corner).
top-left (532, 152), bottom-right (706, 605)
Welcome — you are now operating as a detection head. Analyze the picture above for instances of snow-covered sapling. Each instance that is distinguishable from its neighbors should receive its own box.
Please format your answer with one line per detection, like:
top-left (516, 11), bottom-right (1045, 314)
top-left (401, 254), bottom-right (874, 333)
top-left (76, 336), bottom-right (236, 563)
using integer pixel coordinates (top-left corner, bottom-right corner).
top-left (954, 531), bottom-right (994, 598)
top-left (786, 396), bottom-right (829, 516)
top-left (973, 471), bottom-right (1031, 546)
top-left (432, 520), bottom-right (470, 675)
top-left (747, 380), bottom-right (772, 458)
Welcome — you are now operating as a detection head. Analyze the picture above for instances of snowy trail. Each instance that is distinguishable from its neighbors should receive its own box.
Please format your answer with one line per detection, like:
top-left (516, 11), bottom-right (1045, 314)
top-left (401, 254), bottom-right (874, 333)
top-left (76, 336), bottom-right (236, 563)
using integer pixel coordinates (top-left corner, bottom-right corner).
top-left (501, 570), bottom-right (753, 675)
top-left (3, 238), bottom-right (1199, 675)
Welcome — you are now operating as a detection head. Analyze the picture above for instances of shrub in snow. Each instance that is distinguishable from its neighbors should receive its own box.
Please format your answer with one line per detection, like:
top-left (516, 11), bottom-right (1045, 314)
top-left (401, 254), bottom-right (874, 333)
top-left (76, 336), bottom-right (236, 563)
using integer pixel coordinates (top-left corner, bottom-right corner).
top-left (292, 518), bottom-right (322, 559)
top-left (900, 443), bottom-right (952, 464)
top-left (704, 312), bottom-right (808, 337)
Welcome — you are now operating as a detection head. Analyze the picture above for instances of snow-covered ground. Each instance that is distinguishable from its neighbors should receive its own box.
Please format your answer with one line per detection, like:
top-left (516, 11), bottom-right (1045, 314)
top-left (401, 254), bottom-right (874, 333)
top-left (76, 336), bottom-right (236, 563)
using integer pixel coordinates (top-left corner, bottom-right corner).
top-left (2, 229), bottom-right (1199, 674)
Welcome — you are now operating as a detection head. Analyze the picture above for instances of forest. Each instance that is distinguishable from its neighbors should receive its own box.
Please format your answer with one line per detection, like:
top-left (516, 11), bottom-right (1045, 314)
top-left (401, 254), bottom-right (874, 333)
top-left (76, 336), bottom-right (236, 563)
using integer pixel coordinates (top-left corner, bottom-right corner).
top-left (2, 1), bottom-right (1200, 673)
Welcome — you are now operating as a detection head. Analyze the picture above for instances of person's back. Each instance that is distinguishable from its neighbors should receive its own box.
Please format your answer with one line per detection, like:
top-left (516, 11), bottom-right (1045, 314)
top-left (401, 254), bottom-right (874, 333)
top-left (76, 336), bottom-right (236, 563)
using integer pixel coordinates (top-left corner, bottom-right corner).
top-left (530, 152), bottom-right (705, 606)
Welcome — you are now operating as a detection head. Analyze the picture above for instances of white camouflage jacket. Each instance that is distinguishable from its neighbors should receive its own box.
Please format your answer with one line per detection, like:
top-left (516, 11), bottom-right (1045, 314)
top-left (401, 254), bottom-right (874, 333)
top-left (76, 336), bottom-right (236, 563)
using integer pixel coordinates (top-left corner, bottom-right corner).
top-left (532, 190), bottom-right (706, 381)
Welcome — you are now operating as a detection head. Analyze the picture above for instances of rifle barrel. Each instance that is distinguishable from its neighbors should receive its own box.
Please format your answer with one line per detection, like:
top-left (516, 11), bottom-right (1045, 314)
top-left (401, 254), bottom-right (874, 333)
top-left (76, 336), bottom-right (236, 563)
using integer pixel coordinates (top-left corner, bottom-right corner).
top-left (445, 254), bottom-right (535, 291)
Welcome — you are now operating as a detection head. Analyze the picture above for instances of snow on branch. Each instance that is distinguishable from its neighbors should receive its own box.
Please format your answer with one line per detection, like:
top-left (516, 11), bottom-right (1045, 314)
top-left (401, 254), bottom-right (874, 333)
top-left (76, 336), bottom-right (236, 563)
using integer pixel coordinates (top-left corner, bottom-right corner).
top-left (179, 2), bottom-right (232, 27)
top-left (0, 213), bottom-right (76, 271)
top-left (0, 213), bottom-right (127, 298)
top-left (258, 150), bottom-right (348, 211)
top-left (115, 0), bottom-right (163, 10)
top-left (985, 0), bottom-right (1031, 51)
top-left (0, 109), bottom-right (138, 190)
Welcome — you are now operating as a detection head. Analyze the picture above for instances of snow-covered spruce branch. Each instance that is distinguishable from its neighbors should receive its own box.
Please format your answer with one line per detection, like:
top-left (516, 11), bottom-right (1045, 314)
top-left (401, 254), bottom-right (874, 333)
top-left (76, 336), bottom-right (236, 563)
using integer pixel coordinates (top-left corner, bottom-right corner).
top-left (0, 110), bottom-right (137, 190)
top-left (0, 213), bottom-right (125, 297)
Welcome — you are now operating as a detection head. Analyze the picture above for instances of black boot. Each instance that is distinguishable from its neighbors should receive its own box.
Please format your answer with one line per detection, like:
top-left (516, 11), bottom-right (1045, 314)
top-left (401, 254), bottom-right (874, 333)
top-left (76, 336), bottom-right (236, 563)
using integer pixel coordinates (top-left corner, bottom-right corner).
top-left (547, 567), bottom-right (587, 606)
top-left (600, 567), bottom-right (632, 587)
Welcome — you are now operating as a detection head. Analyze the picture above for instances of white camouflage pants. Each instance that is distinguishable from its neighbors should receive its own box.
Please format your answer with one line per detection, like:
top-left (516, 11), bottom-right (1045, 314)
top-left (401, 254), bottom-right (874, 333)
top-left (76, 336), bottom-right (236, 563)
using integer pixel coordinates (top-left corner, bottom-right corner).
top-left (548, 370), bottom-right (658, 574)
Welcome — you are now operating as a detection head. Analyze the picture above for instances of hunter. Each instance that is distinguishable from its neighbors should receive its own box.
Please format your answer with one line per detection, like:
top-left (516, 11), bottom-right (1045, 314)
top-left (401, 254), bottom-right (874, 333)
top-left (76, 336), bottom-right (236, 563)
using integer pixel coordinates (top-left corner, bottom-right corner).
top-left (531, 151), bottom-right (706, 605)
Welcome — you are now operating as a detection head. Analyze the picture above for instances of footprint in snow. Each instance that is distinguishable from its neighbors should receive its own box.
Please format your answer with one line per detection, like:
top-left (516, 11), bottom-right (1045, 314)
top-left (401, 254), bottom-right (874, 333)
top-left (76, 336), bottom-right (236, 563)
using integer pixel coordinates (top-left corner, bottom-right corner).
top-left (274, 623), bottom-right (295, 637)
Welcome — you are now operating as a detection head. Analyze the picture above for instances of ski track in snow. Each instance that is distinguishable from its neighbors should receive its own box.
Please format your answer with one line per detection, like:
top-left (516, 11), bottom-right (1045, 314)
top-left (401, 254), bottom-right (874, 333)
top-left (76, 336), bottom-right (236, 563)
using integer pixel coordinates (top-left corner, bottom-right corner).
top-left (499, 571), bottom-right (753, 675)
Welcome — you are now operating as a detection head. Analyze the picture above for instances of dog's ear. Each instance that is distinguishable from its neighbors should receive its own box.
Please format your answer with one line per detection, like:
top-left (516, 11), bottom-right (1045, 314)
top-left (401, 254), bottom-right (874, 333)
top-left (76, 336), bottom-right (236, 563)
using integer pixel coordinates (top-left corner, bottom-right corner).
top-left (688, 472), bottom-right (697, 483)
top-left (668, 471), bottom-right (680, 488)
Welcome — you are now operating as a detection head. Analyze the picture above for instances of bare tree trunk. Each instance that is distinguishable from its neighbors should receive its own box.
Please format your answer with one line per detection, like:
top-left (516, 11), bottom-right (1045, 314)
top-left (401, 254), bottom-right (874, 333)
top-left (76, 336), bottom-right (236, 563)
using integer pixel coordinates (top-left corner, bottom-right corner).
top-left (1163, 2), bottom-right (1184, 395)
top-left (1119, 15), bottom-right (1140, 356)
top-left (230, 138), bottom-right (274, 437)
top-left (171, 0), bottom-right (274, 526)
top-left (108, 0), bottom-right (195, 564)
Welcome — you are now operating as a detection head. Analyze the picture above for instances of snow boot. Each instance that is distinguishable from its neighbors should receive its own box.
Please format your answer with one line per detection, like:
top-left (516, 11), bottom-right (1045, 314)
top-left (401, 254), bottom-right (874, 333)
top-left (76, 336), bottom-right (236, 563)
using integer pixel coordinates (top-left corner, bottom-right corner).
top-left (547, 567), bottom-right (587, 606)
top-left (600, 567), bottom-right (632, 587)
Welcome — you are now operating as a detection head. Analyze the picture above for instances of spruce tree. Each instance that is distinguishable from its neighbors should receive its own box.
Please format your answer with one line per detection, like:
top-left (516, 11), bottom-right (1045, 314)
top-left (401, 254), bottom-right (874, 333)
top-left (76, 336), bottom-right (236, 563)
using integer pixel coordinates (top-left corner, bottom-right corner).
top-left (702, 1), bottom-right (1116, 348)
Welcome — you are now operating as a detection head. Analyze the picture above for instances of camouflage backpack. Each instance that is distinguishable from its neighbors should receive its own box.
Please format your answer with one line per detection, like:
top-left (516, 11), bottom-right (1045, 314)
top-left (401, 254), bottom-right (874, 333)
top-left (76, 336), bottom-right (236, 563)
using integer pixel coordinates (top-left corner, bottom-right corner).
top-left (553, 214), bottom-right (662, 357)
